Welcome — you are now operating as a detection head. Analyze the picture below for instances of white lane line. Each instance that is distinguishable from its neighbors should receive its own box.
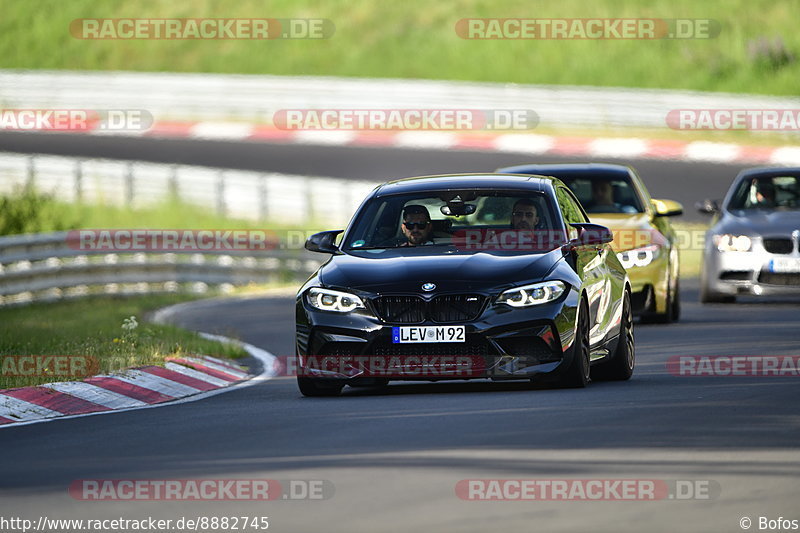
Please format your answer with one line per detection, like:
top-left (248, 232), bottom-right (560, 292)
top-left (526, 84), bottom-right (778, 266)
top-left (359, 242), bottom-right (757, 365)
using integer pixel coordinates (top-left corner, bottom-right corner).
top-left (392, 131), bottom-right (457, 149)
top-left (0, 395), bottom-right (62, 420)
top-left (588, 138), bottom-right (648, 158)
top-left (492, 134), bottom-right (555, 154)
top-left (683, 141), bottom-right (741, 162)
top-left (180, 357), bottom-right (250, 379)
top-left (189, 121), bottom-right (255, 139)
top-left (164, 362), bottom-right (230, 387)
top-left (42, 382), bottom-right (148, 409)
top-left (292, 130), bottom-right (356, 145)
top-left (0, 336), bottom-right (274, 429)
top-left (769, 147), bottom-right (800, 166)
top-left (98, 369), bottom-right (203, 398)
top-left (198, 354), bottom-right (247, 372)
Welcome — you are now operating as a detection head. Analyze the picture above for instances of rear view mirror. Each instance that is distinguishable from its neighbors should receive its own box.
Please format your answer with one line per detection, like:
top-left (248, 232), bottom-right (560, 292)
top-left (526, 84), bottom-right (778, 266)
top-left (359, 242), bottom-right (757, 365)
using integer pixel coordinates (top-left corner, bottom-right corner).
top-left (441, 203), bottom-right (476, 216)
top-left (570, 223), bottom-right (613, 246)
top-left (652, 199), bottom-right (683, 217)
top-left (695, 199), bottom-right (719, 215)
top-left (305, 230), bottom-right (343, 254)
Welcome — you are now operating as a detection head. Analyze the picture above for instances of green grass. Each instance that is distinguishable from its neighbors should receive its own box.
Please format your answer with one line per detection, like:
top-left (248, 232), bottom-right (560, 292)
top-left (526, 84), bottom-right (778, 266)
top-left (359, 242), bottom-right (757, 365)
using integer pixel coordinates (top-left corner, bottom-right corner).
top-left (0, 294), bottom-right (248, 390)
top-left (0, 185), bottom-right (325, 235)
top-left (0, 0), bottom-right (797, 95)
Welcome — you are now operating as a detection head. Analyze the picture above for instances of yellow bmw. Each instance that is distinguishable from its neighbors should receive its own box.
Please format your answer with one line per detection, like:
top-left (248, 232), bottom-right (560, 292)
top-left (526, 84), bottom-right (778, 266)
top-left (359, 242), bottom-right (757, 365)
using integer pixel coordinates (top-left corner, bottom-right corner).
top-left (498, 163), bottom-right (683, 323)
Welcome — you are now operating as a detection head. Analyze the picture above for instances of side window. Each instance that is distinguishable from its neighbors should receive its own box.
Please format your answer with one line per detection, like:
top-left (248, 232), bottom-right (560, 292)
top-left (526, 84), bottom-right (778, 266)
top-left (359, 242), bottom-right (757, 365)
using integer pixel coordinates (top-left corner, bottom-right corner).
top-left (556, 186), bottom-right (588, 226)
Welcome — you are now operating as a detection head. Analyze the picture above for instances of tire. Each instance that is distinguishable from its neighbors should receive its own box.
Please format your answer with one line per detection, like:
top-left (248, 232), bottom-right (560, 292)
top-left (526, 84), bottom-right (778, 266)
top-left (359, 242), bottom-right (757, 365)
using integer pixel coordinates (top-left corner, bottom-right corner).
top-left (560, 298), bottom-right (591, 388)
top-left (641, 274), bottom-right (678, 324)
top-left (593, 291), bottom-right (635, 381)
top-left (670, 279), bottom-right (681, 322)
top-left (297, 377), bottom-right (345, 397)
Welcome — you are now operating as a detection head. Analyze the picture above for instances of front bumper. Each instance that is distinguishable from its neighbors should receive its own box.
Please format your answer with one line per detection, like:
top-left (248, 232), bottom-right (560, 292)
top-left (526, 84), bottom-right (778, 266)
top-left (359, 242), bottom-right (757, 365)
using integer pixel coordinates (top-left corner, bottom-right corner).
top-left (295, 290), bottom-right (580, 382)
top-left (703, 246), bottom-right (800, 296)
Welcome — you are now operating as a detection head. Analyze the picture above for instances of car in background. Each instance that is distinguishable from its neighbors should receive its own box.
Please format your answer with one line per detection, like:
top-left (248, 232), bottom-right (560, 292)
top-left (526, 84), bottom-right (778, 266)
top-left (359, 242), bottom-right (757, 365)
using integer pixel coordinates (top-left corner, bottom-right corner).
top-left (497, 163), bottom-right (683, 323)
top-left (296, 174), bottom-right (634, 396)
top-left (697, 167), bottom-right (800, 303)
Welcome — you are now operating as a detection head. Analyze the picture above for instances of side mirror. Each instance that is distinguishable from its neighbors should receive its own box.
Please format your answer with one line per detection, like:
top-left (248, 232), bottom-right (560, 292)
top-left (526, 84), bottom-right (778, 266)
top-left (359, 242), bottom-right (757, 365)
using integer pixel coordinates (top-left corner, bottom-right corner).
top-left (570, 223), bottom-right (613, 246)
top-left (305, 230), bottom-right (343, 254)
top-left (652, 199), bottom-right (684, 217)
top-left (695, 199), bottom-right (719, 215)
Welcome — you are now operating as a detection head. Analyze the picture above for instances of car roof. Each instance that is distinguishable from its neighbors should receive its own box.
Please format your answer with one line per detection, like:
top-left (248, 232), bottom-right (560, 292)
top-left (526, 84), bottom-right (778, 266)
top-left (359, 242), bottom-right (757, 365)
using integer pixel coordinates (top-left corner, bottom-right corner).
top-left (373, 173), bottom-right (558, 197)
top-left (497, 162), bottom-right (634, 179)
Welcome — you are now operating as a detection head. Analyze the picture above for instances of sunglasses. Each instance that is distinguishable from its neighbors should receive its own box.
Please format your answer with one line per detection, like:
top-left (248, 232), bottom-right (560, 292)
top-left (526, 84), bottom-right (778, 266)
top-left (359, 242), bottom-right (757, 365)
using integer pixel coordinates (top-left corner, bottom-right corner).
top-left (512, 211), bottom-right (537, 218)
top-left (403, 221), bottom-right (430, 230)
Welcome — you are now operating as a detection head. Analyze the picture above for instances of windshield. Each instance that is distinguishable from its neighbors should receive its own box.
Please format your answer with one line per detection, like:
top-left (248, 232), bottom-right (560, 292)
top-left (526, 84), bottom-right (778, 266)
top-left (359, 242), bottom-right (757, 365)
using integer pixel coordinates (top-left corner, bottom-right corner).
top-left (343, 190), bottom-right (563, 252)
top-left (727, 174), bottom-right (800, 210)
top-left (557, 173), bottom-right (644, 214)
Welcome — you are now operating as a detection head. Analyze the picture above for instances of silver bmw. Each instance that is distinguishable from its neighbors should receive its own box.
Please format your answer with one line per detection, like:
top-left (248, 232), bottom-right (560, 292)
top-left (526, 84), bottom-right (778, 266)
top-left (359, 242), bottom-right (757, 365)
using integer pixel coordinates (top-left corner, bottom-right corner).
top-left (698, 167), bottom-right (800, 303)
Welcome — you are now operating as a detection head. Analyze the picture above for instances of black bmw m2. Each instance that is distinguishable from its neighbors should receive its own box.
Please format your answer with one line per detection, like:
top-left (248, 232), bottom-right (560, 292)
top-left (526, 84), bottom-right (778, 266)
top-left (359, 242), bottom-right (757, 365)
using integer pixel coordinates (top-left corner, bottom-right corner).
top-left (295, 174), bottom-right (634, 396)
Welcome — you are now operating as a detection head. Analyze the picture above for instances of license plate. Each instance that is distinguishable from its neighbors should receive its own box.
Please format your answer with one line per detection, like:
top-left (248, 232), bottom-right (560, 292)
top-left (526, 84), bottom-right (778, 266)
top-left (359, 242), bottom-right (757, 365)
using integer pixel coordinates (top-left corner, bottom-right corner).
top-left (392, 326), bottom-right (465, 343)
top-left (769, 258), bottom-right (800, 273)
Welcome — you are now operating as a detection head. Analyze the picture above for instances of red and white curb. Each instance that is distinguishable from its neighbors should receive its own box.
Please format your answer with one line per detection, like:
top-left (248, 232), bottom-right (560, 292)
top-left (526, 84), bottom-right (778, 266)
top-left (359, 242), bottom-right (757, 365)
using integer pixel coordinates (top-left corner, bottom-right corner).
top-left (75, 121), bottom-right (800, 166)
top-left (0, 334), bottom-right (276, 429)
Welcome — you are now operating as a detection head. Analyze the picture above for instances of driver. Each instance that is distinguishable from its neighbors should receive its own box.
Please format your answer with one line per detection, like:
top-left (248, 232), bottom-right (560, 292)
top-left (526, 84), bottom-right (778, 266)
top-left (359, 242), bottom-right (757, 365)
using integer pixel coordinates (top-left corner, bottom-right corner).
top-left (401, 205), bottom-right (434, 246)
top-left (586, 180), bottom-right (622, 213)
top-left (753, 179), bottom-right (776, 207)
top-left (511, 199), bottom-right (540, 230)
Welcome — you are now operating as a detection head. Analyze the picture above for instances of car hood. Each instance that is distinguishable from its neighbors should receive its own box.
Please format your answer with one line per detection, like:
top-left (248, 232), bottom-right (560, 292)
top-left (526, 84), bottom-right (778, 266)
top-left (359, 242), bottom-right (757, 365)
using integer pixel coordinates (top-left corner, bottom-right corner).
top-left (717, 210), bottom-right (800, 237)
top-left (319, 250), bottom-right (562, 293)
top-left (585, 213), bottom-right (665, 251)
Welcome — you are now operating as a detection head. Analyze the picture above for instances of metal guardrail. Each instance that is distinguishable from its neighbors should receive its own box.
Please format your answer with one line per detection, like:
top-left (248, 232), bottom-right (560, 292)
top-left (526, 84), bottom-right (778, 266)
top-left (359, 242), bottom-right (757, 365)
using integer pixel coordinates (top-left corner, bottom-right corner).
top-left (0, 231), bottom-right (323, 306)
top-left (0, 151), bottom-right (379, 226)
top-left (2, 70), bottom-right (800, 130)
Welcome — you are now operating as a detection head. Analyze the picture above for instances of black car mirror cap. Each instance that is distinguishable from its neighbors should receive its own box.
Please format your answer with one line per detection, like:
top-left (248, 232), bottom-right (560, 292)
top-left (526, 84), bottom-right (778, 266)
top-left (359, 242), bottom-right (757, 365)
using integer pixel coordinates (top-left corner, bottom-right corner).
top-left (305, 230), bottom-right (344, 254)
top-left (569, 223), bottom-right (614, 246)
top-left (695, 199), bottom-right (720, 215)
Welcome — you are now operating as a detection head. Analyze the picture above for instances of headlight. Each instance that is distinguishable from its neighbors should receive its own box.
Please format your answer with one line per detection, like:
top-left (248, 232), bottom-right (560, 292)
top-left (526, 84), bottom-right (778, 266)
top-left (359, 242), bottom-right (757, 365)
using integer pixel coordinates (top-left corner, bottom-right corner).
top-left (713, 234), bottom-right (752, 252)
top-left (617, 244), bottom-right (662, 269)
top-left (306, 287), bottom-right (365, 312)
top-left (496, 281), bottom-right (566, 308)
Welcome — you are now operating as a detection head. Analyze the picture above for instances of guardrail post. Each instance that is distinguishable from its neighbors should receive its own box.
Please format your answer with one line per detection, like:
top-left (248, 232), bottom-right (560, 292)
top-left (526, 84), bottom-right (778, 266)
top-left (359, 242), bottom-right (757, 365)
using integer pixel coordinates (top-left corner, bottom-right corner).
top-left (258, 175), bottom-right (268, 221)
top-left (217, 171), bottom-right (226, 216)
top-left (125, 162), bottom-right (135, 206)
top-left (305, 176), bottom-right (314, 222)
top-left (26, 156), bottom-right (35, 187)
top-left (75, 160), bottom-right (83, 202)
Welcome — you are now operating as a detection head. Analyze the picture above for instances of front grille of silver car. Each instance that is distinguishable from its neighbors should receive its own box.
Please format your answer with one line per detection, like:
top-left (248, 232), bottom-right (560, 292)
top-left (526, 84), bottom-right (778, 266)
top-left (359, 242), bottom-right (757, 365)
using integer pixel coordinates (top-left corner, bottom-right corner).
top-left (763, 238), bottom-right (794, 254)
top-left (757, 272), bottom-right (800, 286)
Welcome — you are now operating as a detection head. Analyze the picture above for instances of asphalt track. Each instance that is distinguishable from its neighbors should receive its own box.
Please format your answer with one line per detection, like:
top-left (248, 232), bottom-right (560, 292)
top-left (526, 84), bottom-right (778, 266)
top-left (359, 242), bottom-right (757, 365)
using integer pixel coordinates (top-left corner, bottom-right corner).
top-left (0, 135), bottom-right (798, 532)
top-left (0, 131), bottom-right (747, 222)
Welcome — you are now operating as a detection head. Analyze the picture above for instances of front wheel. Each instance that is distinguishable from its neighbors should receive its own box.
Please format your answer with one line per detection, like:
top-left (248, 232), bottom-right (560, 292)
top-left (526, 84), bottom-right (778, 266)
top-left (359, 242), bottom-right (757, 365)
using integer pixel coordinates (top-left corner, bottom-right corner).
top-left (560, 298), bottom-right (590, 388)
top-left (297, 377), bottom-right (345, 397)
top-left (593, 291), bottom-right (635, 381)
